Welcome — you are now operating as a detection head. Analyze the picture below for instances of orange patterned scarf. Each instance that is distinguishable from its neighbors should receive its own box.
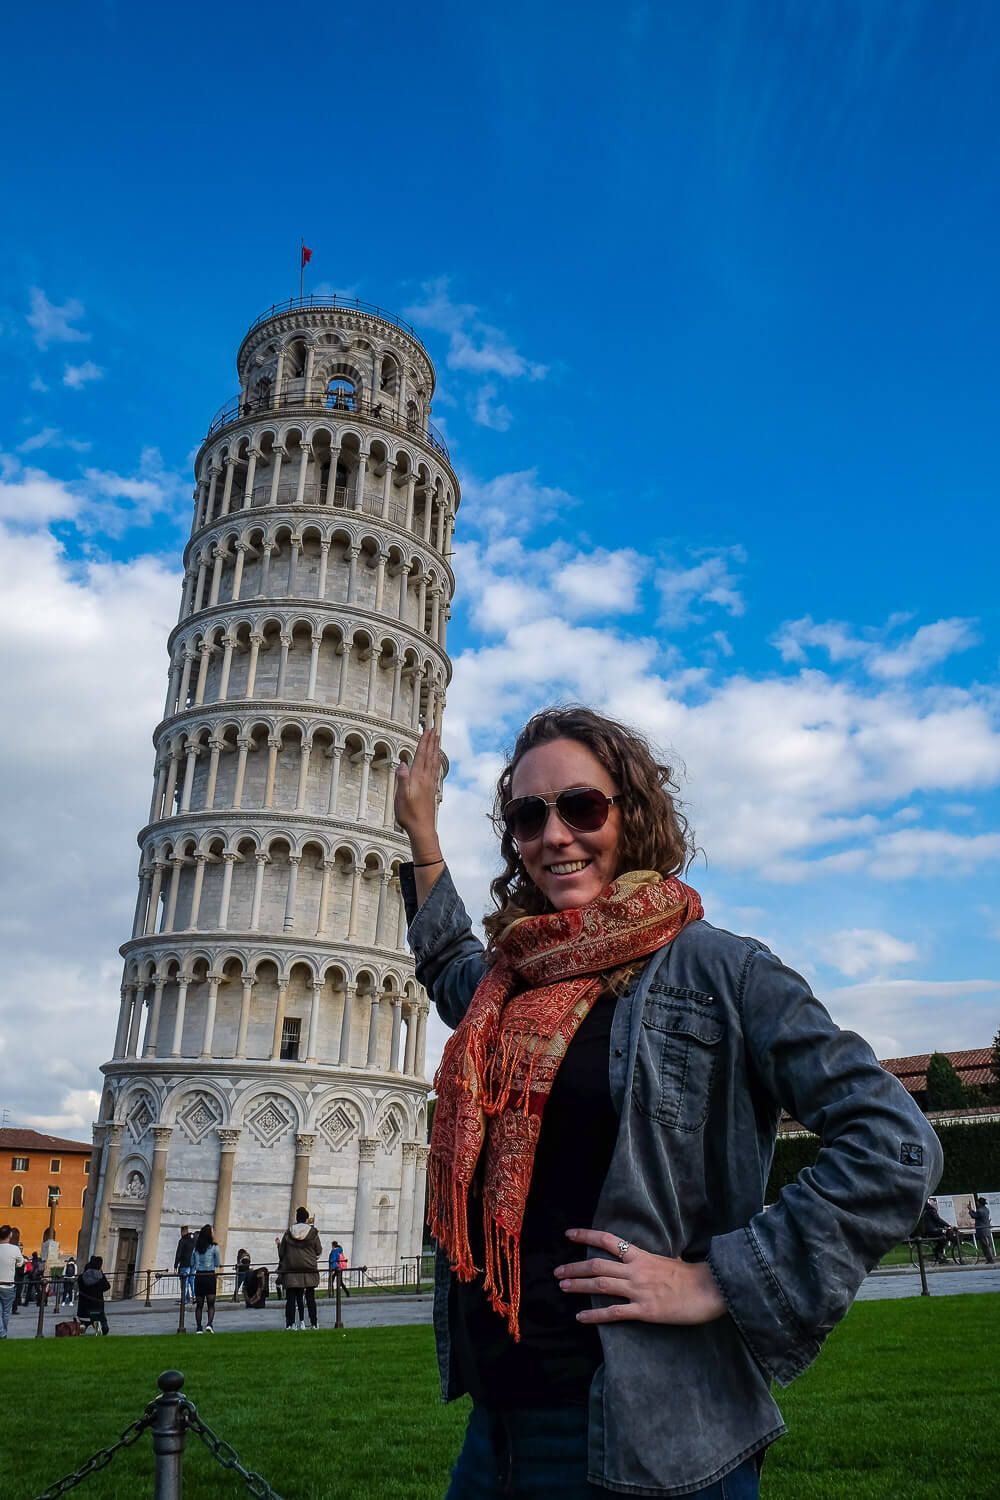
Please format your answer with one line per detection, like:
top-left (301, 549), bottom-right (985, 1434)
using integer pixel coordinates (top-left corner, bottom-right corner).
top-left (427, 870), bottom-right (703, 1338)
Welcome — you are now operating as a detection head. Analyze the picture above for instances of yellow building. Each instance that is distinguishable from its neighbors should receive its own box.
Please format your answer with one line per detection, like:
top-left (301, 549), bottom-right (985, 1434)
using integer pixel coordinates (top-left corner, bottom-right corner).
top-left (1, 1128), bottom-right (92, 1257)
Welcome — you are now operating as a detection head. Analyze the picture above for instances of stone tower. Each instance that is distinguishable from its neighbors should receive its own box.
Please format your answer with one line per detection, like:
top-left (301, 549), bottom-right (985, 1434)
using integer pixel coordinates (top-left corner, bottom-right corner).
top-left (81, 295), bottom-right (457, 1288)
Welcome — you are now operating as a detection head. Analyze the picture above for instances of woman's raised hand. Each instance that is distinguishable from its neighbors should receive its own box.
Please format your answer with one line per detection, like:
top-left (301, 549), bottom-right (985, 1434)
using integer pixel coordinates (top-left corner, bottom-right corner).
top-left (394, 727), bottom-right (443, 861)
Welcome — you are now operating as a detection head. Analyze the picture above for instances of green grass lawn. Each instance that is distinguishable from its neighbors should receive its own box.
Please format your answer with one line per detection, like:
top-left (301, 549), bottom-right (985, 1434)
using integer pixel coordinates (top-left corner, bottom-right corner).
top-left (4, 1296), bottom-right (997, 1499)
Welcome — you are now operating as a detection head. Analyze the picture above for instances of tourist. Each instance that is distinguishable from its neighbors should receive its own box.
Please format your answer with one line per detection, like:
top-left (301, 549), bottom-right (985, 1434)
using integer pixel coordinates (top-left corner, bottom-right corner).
top-left (395, 713), bottom-right (942, 1499)
top-left (921, 1198), bottom-right (953, 1263)
top-left (234, 1246), bottom-right (251, 1297)
top-left (77, 1256), bottom-right (111, 1335)
top-left (61, 1254), bottom-right (78, 1306)
top-left (277, 1207), bottom-right (322, 1329)
top-left (970, 1196), bottom-right (995, 1263)
top-left (24, 1252), bottom-right (42, 1306)
top-left (0, 1225), bottom-right (25, 1338)
top-left (191, 1224), bottom-right (220, 1333)
top-left (328, 1240), bottom-right (350, 1298)
top-left (173, 1225), bottom-right (196, 1304)
top-left (10, 1230), bottom-right (25, 1313)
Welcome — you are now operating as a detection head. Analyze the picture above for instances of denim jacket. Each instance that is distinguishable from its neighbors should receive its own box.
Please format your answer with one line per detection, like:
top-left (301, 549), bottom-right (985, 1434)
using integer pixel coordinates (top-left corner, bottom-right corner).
top-left (403, 867), bottom-right (942, 1496)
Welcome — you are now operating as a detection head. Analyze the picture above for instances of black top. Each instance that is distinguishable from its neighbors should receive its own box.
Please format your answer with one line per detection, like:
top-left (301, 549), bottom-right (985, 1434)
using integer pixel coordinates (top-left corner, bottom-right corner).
top-left (450, 991), bottom-right (620, 1408)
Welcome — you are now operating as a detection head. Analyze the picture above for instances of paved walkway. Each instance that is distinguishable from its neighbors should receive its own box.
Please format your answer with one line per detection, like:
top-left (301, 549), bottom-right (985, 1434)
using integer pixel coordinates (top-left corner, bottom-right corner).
top-left (856, 1263), bottom-right (1000, 1300)
top-left (6, 1265), bottom-right (997, 1340)
top-left (3, 1292), bottom-right (433, 1340)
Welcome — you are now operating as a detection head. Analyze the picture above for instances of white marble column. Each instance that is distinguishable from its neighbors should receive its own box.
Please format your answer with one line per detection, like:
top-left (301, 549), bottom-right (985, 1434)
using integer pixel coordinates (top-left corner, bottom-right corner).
top-left (352, 1138), bottom-right (377, 1267)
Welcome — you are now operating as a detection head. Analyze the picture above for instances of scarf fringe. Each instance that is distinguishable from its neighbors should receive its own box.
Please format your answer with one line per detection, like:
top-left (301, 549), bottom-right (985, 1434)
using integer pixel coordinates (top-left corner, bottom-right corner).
top-left (482, 1210), bottom-right (522, 1340)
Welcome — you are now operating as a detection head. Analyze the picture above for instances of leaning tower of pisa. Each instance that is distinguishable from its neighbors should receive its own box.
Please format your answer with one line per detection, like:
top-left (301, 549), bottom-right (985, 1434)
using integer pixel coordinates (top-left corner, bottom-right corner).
top-left (82, 295), bottom-right (457, 1288)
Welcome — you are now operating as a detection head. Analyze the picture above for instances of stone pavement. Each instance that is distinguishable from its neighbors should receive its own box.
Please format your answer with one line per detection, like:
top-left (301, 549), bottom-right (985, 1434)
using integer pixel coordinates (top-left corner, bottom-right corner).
top-left (5, 1265), bottom-right (998, 1340)
top-left (3, 1292), bottom-right (433, 1340)
top-left (855, 1263), bottom-right (1000, 1301)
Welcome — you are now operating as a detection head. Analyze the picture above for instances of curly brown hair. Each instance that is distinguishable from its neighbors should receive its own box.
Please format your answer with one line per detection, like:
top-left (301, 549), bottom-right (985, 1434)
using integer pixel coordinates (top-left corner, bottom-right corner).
top-left (483, 705), bottom-right (694, 950)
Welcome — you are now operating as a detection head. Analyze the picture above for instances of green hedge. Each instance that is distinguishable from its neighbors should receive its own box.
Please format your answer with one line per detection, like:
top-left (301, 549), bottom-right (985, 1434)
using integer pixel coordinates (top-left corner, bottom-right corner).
top-left (766, 1119), bottom-right (1000, 1198)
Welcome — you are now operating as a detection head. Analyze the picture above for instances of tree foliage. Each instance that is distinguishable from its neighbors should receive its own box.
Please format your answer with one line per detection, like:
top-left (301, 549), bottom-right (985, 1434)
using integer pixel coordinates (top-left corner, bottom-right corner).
top-left (767, 1119), bottom-right (1000, 1199)
top-left (925, 1052), bottom-right (968, 1112)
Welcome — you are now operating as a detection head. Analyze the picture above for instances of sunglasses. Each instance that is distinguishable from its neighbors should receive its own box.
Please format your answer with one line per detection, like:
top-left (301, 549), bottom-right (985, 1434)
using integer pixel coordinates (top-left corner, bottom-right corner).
top-left (502, 786), bottom-right (623, 843)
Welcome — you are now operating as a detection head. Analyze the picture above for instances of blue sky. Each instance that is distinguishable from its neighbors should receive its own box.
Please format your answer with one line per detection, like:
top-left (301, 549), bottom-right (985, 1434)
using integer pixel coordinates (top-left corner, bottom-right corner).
top-left (1, 1), bottom-right (998, 1133)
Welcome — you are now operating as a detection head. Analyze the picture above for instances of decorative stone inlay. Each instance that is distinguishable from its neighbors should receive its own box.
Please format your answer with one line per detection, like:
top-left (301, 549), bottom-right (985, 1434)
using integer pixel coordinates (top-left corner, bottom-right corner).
top-left (316, 1100), bottom-right (362, 1153)
top-left (176, 1092), bottom-right (223, 1145)
top-left (245, 1095), bottom-right (294, 1148)
top-left (125, 1094), bottom-right (154, 1143)
top-left (377, 1105), bottom-right (404, 1154)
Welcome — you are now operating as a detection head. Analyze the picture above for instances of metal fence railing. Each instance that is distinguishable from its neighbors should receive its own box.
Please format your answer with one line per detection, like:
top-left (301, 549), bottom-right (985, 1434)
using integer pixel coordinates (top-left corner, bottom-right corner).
top-left (15, 1256), bottom-right (435, 1336)
top-left (205, 387), bottom-right (451, 462)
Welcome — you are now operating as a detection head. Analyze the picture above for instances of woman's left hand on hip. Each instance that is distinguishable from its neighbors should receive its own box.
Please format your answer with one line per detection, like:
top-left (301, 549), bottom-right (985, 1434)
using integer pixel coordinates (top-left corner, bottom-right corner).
top-left (554, 1228), bottom-right (726, 1326)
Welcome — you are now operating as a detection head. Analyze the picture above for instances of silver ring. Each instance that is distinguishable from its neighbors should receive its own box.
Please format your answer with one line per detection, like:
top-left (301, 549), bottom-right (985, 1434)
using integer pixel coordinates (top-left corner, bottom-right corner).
top-left (617, 1239), bottom-right (631, 1258)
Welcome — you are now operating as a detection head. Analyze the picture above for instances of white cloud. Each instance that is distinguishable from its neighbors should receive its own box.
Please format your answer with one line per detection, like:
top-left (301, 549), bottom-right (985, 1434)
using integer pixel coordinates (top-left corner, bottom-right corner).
top-left (30, 374), bottom-right (50, 393)
top-left (471, 383), bottom-right (513, 431)
top-left (0, 521), bottom-right (180, 1131)
top-left (823, 978), bottom-right (1000, 1059)
top-left (17, 427), bottom-right (91, 455)
top-left (867, 619), bottom-right (979, 679)
top-left (26, 287), bottom-right (90, 350)
top-left (0, 449), bottom-right (189, 538)
top-left (656, 548), bottom-right (745, 627)
top-left (866, 828), bottom-right (1000, 880)
top-left (819, 928), bottom-right (919, 978)
top-left (459, 468), bottom-right (576, 538)
top-left (405, 278), bottom-right (547, 381)
top-left (0, 462), bottom-right (81, 525)
top-left (63, 360), bottom-right (105, 389)
top-left (553, 548), bottom-right (646, 615)
top-left (774, 614), bottom-right (978, 679)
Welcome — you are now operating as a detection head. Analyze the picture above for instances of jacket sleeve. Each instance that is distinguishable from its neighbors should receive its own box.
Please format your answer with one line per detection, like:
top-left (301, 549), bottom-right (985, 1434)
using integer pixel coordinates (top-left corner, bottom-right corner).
top-left (399, 863), bottom-right (489, 1030)
top-left (708, 943), bottom-right (942, 1387)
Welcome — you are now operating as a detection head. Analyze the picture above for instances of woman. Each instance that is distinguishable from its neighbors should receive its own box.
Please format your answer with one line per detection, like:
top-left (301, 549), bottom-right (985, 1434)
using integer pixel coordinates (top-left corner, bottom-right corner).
top-left (395, 710), bottom-right (941, 1499)
top-left (77, 1255), bottom-right (111, 1335)
top-left (234, 1246), bottom-right (252, 1298)
top-left (190, 1223), bottom-right (220, 1333)
top-left (277, 1207), bottom-right (322, 1329)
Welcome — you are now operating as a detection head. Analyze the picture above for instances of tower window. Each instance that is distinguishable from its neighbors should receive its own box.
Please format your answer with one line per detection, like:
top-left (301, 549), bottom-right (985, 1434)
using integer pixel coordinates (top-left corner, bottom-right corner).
top-left (280, 1017), bottom-right (302, 1061)
top-left (326, 378), bottom-right (356, 413)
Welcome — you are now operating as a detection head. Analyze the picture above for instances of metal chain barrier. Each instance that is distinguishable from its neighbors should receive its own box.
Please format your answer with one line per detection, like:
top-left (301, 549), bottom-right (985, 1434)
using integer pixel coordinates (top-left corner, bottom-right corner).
top-left (180, 1400), bottom-right (285, 1500)
top-left (34, 1405), bottom-right (157, 1498)
top-left (34, 1373), bottom-right (284, 1500)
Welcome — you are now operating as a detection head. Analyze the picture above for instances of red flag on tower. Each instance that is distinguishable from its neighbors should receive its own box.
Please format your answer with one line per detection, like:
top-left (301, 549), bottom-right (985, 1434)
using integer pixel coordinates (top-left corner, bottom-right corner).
top-left (301, 244), bottom-right (313, 268)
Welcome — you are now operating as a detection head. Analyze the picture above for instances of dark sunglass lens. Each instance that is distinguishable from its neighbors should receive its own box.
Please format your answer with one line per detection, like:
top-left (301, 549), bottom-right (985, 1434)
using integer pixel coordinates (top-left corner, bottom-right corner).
top-left (557, 788), bottom-right (611, 832)
top-left (506, 797), bottom-right (547, 841)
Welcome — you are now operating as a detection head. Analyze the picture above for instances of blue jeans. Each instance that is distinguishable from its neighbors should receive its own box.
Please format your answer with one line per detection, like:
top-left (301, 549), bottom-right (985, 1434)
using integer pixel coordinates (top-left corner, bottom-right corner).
top-left (178, 1267), bottom-right (195, 1303)
top-left (0, 1285), bottom-right (15, 1337)
top-left (446, 1406), bottom-right (760, 1499)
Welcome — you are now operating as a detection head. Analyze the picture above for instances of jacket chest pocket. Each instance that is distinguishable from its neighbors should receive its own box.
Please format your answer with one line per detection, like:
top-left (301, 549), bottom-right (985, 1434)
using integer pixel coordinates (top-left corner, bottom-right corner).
top-left (632, 986), bottom-right (723, 1131)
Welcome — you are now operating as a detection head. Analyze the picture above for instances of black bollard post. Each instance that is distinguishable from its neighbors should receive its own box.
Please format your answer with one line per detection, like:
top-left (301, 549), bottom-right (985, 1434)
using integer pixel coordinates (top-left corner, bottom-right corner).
top-left (335, 1274), bottom-right (343, 1329)
top-left (151, 1370), bottom-right (187, 1500)
top-left (177, 1283), bottom-right (187, 1335)
top-left (146, 1270), bottom-right (153, 1308)
top-left (35, 1280), bottom-right (47, 1338)
top-left (914, 1237), bottom-right (930, 1297)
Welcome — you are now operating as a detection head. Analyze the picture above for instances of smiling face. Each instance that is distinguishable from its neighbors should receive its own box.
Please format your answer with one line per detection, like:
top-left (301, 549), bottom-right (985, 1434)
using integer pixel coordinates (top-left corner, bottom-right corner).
top-left (509, 737), bottom-right (624, 911)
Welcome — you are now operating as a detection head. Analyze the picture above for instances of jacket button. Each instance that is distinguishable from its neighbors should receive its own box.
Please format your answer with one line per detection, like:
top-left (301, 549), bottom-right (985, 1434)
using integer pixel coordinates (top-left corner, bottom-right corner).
top-left (614, 1048), bottom-right (623, 1058)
